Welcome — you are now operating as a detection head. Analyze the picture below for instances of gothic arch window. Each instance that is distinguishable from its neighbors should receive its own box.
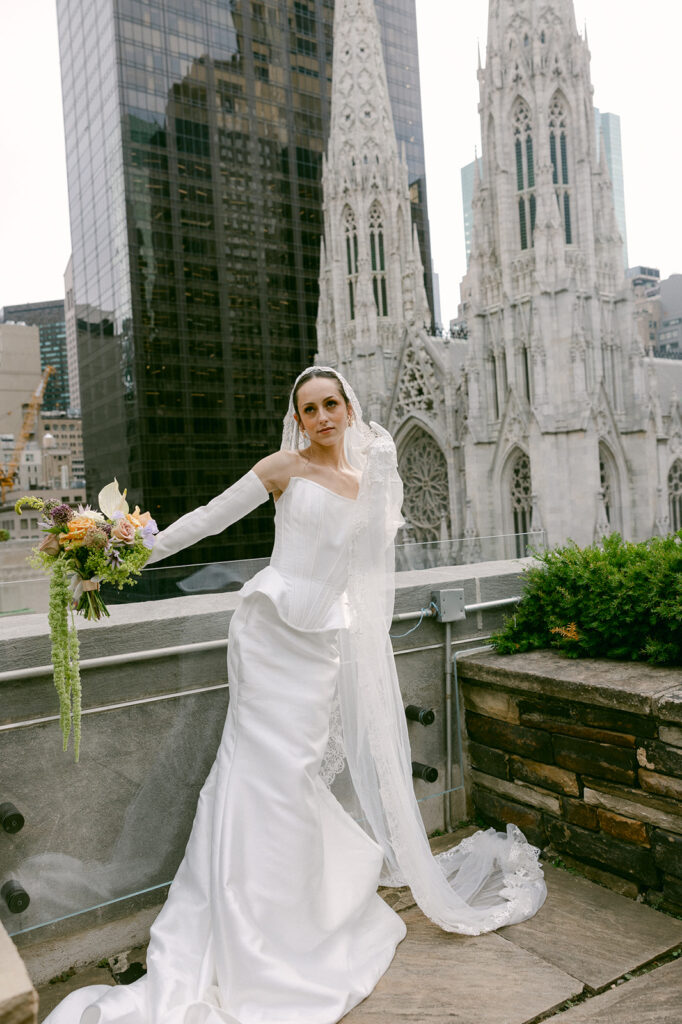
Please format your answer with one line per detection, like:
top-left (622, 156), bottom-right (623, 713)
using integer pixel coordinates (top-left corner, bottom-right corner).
top-left (521, 344), bottom-right (532, 402)
top-left (512, 99), bottom-right (535, 251)
top-left (507, 448), bottom-right (533, 557)
top-left (599, 443), bottom-right (621, 533)
top-left (369, 202), bottom-right (388, 316)
top-left (490, 354), bottom-right (500, 420)
top-left (343, 206), bottom-right (358, 321)
top-left (549, 92), bottom-right (573, 245)
top-left (669, 459), bottom-right (682, 532)
top-left (398, 427), bottom-right (450, 544)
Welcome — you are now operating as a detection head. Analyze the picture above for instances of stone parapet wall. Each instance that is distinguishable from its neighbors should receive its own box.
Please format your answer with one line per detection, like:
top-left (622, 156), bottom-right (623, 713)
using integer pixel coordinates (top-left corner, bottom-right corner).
top-left (0, 921), bottom-right (37, 1023)
top-left (458, 650), bottom-right (682, 913)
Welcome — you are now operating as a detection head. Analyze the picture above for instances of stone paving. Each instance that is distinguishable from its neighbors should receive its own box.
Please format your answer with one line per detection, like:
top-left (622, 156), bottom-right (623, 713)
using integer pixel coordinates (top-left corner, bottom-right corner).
top-left (35, 844), bottom-right (682, 1024)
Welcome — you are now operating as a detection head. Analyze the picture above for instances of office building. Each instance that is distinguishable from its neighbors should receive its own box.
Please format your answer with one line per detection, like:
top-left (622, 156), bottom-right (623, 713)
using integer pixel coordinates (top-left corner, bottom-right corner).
top-left (594, 109), bottom-right (628, 268)
top-left (0, 301), bottom-right (70, 413)
top-left (56, 0), bottom-right (433, 564)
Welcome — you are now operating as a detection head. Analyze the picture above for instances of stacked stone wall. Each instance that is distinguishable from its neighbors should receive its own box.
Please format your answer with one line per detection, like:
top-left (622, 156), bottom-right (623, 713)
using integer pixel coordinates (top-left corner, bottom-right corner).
top-left (458, 652), bottom-right (682, 914)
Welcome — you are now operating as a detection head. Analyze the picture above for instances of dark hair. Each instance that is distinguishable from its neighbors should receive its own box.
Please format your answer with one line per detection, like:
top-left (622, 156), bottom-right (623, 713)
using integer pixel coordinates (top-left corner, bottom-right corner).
top-left (292, 368), bottom-right (351, 416)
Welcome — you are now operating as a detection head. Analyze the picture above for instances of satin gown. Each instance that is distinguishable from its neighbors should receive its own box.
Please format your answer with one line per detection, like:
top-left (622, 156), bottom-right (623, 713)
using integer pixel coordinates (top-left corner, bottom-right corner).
top-left (44, 476), bottom-right (407, 1024)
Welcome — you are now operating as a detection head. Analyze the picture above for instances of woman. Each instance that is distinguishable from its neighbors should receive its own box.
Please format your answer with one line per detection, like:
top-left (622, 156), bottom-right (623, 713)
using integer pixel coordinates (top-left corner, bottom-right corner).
top-left (44, 367), bottom-right (546, 1024)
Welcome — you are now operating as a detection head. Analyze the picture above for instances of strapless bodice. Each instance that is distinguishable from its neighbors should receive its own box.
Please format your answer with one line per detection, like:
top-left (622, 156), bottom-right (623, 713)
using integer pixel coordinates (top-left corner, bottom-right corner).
top-left (239, 475), bottom-right (356, 631)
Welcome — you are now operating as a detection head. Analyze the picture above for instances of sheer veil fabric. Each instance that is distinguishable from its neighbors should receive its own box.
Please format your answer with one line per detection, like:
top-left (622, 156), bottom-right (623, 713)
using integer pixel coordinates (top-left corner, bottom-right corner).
top-left (287, 366), bottom-right (547, 933)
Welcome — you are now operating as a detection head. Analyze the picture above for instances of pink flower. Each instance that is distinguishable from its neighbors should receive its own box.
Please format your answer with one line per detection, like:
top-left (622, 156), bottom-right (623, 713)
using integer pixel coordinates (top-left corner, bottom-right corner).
top-left (38, 533), bottom-right (60, 555)
top-left (111, 518), bottom-right (136, 545)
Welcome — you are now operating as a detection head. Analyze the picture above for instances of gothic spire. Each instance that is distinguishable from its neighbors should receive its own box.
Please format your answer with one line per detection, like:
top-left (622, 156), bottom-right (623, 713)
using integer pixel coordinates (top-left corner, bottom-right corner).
top-left (327, 0), bottom-right (398, 179)
top-left (316, 0), bottom-right (433, 418)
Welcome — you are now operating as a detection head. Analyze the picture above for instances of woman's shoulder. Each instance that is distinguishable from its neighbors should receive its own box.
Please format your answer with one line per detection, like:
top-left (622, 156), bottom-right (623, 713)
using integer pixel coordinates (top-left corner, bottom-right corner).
top-left (251, 450), bottom-right (304, 495)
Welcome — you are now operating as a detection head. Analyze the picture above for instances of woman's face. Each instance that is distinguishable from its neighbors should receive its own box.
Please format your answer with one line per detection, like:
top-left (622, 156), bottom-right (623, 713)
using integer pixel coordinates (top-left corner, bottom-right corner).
top-left (295, 377), bottom-right (350, 446)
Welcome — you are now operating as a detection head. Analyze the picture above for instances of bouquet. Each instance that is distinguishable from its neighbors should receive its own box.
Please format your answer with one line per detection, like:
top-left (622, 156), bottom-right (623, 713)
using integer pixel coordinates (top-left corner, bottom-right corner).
top-left (16, 481), bottom-right (158, 760)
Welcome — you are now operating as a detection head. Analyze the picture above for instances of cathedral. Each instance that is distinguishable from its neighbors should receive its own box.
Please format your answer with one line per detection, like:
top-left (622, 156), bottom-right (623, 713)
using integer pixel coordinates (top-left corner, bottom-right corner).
top-left (316, 0), bottom-right (682, 561)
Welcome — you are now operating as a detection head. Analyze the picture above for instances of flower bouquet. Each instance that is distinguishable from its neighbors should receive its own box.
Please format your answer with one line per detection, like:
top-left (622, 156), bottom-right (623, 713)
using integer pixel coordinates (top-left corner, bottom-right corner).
top-left (16, 481), bottom-right (158, 760)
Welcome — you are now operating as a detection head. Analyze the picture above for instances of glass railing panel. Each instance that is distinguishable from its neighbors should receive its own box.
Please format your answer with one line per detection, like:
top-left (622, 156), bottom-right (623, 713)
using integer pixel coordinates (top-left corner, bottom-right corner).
top-left (0, 533), bottom-right (544, 618)
top-left (1, 685), bottom-right (228, 937)
top-left (395, 531), bottom-right (546, 572)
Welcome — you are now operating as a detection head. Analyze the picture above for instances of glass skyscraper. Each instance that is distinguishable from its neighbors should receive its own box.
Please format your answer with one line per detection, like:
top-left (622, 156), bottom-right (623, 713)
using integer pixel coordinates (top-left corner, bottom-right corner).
top-left (594, 109), bottom-right (628, 269)
top-left (56, 0), bottom-right (433, 565)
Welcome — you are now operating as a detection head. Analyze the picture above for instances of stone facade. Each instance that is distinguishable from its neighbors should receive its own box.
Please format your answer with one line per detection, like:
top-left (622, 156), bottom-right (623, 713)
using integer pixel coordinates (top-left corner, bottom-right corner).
top-left (318, 0), bottom-right (682, 554)
top-left (459, 650), bottom-right (682, 913)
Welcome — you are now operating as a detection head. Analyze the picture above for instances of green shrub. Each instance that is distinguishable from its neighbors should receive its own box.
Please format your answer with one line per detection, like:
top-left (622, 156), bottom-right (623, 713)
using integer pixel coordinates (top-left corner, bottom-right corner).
top-left (0, 529), bottom-right (9, 542)
top-left (491, 531), bottom-right (682, 666)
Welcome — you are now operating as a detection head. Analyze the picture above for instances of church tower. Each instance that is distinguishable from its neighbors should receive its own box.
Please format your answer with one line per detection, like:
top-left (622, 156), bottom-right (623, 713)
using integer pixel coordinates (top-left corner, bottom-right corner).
top-left (460, 0), bottom-right (660, 550)
top-left (316, 0), bottom-right (431, 422)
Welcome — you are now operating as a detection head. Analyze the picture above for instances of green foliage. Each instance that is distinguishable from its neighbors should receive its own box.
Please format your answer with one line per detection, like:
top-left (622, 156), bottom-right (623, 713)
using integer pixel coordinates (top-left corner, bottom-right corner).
top-left (85, 536), bottom-right (150, 589)
top-left (48, 560), bottom-right (82, 760)
top-left (0, 528), bottom-right (9, 542)
top-left (491, 532), bottom-right (682, 667)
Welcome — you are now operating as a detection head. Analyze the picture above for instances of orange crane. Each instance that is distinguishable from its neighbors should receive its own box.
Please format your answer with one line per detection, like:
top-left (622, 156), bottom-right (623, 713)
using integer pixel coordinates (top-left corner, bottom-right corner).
top-left (1, 365), bottom-right (56, 503)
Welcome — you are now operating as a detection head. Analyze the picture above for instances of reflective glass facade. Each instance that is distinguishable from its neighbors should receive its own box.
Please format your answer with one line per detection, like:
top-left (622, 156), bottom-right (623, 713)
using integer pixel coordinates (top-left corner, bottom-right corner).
top-left (57, 0), bottom-right (433, 565)
top-left (594, 109), bottom-right (628, 269)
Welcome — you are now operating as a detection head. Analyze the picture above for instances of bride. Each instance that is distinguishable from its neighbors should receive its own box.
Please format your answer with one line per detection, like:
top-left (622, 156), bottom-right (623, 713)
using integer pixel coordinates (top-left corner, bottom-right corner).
top-left (43, 367), bottom-right (546, 1024)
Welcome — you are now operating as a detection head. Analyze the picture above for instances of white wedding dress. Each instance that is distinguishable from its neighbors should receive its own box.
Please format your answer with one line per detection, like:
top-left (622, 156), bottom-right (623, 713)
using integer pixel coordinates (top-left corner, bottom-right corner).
top-left (43, 475), bottom-right (407, 1024)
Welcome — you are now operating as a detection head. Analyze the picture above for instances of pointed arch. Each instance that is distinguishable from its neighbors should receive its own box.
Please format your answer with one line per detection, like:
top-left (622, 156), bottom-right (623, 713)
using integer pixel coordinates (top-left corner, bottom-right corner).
top-left (598, 441), bottom-right (622, 534)
top-left (512, 97), bottom-right (535, 250)
top-left (343, 205), bottom-right (358, 321)
top-left (668, 459), bottom-right (682, 532)
top-left (369, 201), bottom-right (388, 316)
top-left (503, 446), bottom-right (533, 557)
top-left (397, 423), bottom-right (450, 544)
top-left (549, 90), bottom-right (573, 244)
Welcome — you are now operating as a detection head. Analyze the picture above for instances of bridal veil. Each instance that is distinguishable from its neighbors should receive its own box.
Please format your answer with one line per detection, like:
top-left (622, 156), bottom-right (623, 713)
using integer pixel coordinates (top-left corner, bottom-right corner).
top-left (282, 366), bottom-right (546, 934)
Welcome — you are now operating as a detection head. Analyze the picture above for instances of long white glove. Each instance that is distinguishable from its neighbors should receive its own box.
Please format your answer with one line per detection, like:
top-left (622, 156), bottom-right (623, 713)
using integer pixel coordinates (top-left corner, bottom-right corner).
top-left (146, 469), bottom-right (269, 565)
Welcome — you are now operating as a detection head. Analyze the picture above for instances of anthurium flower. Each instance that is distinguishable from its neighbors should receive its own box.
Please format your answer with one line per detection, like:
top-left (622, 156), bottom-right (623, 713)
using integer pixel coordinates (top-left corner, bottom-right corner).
top-left (98, 479), bottom-right (129, 519)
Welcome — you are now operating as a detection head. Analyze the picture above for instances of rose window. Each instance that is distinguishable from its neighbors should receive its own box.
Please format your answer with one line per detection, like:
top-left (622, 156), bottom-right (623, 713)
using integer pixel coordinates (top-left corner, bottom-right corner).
top-left (399, 431), bottom-right (450, 543)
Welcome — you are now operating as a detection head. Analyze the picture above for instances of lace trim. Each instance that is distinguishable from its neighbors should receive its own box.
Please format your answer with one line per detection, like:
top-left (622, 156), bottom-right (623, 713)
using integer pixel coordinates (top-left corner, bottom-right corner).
top-left (320, 695), bottom-right (345, 786)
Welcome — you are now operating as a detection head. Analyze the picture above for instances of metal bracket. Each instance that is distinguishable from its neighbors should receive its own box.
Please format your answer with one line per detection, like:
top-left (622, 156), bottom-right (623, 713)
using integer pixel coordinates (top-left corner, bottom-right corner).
top-left (430, 588), bottom-right (466, 623)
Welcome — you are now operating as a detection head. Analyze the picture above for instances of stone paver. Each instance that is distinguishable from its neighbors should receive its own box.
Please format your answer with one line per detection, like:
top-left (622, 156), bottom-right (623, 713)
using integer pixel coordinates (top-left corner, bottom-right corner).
top-left (498, 863), bottom-right (682, 989)
top-left (32, 857), bottom-right (682, 1024)
top-left (545, 956), bottom-right (682, 1023)
top-left (38, 964), bottom-right (113, 1022)
top-left (342, 904), bottom-right (583, 1023)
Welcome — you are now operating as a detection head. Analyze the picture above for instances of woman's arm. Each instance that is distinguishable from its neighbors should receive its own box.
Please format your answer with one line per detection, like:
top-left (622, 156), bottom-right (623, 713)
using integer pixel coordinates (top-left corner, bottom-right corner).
top-left (146, 468), bottom-right (270, 565)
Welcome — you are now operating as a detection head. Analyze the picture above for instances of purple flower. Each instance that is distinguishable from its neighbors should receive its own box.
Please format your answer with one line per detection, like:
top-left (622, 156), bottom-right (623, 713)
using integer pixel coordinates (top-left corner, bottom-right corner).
top-left (140, 518), bottom-right (159, 550)
top-left (106, 545), bottom-right (123, 568)
top-left (50, 503), bottom-right (75, 526)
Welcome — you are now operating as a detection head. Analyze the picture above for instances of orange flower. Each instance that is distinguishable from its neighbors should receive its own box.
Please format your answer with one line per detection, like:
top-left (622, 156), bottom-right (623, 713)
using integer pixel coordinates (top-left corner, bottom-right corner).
top-left (59, 515), bottom-right (94, 550)
top-left (125, 505), bottom-right (152, 528)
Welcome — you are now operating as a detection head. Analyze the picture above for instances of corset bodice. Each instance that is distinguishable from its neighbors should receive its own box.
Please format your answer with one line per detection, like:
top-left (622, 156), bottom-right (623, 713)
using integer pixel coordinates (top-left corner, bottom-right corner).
top-left (239, 475), bottom-right (356, 631)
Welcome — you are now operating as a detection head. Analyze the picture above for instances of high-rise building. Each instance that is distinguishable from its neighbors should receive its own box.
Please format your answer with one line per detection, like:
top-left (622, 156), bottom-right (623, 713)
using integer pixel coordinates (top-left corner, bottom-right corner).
top-left (594, 109), bottom-right (628, 268)
top-left (0, 301), bottom-right (70, 413)
top-left (63, 256), bottom-right (80, 415)
top-left (56, 0), bottom-right (433, 565)
top-left (0, 323), bottom-right (42, 439)
top-left (461, 156), bottom-right (482, 266)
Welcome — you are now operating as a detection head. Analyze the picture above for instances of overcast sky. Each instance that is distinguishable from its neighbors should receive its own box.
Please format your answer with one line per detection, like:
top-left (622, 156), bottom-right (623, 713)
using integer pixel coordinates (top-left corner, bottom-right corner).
top-left (1, 1), bottom-right (680, 325)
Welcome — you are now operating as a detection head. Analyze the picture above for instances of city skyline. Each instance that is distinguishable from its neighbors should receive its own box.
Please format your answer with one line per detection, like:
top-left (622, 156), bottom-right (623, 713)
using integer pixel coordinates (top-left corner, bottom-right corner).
top-left (1, 0), bottom-right (681, 325)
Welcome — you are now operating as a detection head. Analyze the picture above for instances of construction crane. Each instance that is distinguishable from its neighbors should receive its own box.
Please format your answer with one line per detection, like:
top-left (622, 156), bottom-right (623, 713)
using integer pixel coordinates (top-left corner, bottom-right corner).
top-left (1, 365), bottom-right (56, 504)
